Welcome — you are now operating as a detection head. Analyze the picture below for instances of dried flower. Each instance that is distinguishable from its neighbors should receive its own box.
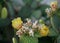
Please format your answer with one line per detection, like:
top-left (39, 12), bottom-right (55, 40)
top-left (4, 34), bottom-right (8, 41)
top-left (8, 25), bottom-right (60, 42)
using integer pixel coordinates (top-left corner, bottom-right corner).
top-left (29, 29), bottom-right (34, 37)
top-left (12, 17), bottom-right (23, 30)
top-left (50, 1), bottom-right (58, 11)
top-left (26, 18), bottom-right (32, 26)
top-left (32, 20), bottom-right (38, 29)
top-left (16, 29), bottom-right (23, 37)
top-left (45, 8), bottom-right (52, 17)
top-left (21, 26), bottom-right (29, 33)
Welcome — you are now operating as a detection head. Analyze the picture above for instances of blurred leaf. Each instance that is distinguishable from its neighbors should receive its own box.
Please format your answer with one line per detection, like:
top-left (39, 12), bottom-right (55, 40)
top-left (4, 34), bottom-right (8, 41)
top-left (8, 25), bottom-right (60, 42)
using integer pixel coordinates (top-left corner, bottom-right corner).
top-left (1, 7), bottom-right (8, 19)
top-left (48, 28), bottom-right (58, 37)
top-left (35, 0), bottom-right (42, 2)
top-left (40, 4), bottom-right (50, 16)
top-left (31, 1), bottom-right (38, 9)
top-left (12, 37), bottom-right (18, 43)
top-left (53, 14), bottom-right (60, 28)
top-left (0, 18), bottom-right (11, 27)
top-left (34, 31), bottom-right (41, 38)
top-left (57, 35), bottom-right (60, 43)
top-left (7, 2), bottom-right (15, 19)
top-left (0, 4), bottom-right (2, 17)
top-left (48, 13), bottom-right (60, 37)
top-left (50, 14), bottom-right (60, 34)
top-left (11, 0), bottom-right (25, 6)
top-left (18, 6), bottom-right (32, 20)
top-left (31, 10), bottom-right (41, 19)
top-left (57, 9), bottom-right (60, 17)
top-left (40, 4), bottom-right (50, 10)
top-left (0, 0), bottom-right (4, 4)
top-left (20, 35), bottom-right (38, 43)
top-left (23, 0), bottom-right (33, 5)
top-left (31, 0), bottom-right (44, 9)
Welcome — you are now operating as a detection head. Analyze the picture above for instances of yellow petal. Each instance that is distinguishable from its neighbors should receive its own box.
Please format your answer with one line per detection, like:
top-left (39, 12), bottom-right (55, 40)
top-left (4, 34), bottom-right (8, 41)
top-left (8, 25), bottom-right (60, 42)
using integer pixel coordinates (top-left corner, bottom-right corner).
top-left (40, 25), bottom-right (49, 36)
top-left (12, 17), bottom-right (23, 30)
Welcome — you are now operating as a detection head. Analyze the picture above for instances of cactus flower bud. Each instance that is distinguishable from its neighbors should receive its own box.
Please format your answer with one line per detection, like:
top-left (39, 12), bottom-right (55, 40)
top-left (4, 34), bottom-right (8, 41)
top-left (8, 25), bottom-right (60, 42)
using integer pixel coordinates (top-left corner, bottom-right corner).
top-left (1, 7), bottom-right (8, 19)
top-left (12, 17), bottom-right (23, 30)
top-left (39, 24), bottom-right (49, 36)
top-left (50, 1), bottom-right (58, 11)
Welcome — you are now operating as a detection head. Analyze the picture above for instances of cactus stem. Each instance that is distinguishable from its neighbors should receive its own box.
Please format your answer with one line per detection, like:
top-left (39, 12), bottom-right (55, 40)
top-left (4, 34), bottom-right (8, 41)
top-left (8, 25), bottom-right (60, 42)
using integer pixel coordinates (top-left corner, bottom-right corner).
top-left (50, 17), bottom-right (59, 35)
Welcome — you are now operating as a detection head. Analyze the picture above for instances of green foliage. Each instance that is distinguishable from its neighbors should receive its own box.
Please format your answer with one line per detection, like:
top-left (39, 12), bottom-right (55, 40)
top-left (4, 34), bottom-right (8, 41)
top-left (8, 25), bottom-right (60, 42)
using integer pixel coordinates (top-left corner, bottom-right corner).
top-left (23, 0), bottom-right (33, 5)
top-left (34, 31), bottom-right (41, 38)
top-left (12, 37), bottom-right (18, 43)
top-left (30, 10), bottom-right (41, 19)
top-left (0, 4), bottom-right (2, 17)
top-left (48, 28), bottom-right (58, 37)
top-left (20, 36), bottom-right (38, 43)
top-left (40, 5), bottom-right (50, 16)
top-left (18, 6), bottom-right (32, 20)
top-left (51, 14), bottom-right (60, 30)
top-left (57, 10), bottom-right (60, 16)
top-left (7, 2), bottom-right (15, 19)
top-left (31, 1), bottom-right (38, 9)
top-left (1, 7), bottom-right (8, 19)
top-left (0, 0), bottom-right (60, 43)
top-left (31, 0), bottom-right (43, 9)
top-left (48, 14), bottom-right (60, 37)
top-left (50, 14), bottom-right (60, 35)
top-left (57, 35), bottom-right (60, 43)
top-left (0, 18), bottom-right (11, 27)
top-left (0, 0), bottom-right (4, 4)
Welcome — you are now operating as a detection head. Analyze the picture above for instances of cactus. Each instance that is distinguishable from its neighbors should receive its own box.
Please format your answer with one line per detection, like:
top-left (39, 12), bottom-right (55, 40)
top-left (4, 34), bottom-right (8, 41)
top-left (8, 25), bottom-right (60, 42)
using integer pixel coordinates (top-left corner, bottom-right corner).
top-left (57, 35), bottom-right (60, 43)
top-left (30, 10), bottom-right (42, 19)
top-left (18, 6), bottom-right (33, 20)
top-left (20, 36), bottom-right (38, 43)
top-left (1, 7), bottom-right (8, 19)
top-left (12, 37), bottom-right (17, 43)
top-left (50, 14), bottom-right (60, 34)
top-left (7, 2), bottom-right (15, 19)
top-left (0, 0), bottom-right (60, 43)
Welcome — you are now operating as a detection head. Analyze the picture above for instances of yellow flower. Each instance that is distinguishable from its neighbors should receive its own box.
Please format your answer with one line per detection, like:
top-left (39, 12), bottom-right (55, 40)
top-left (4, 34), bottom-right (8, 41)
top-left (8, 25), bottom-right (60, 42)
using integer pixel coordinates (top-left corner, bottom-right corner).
top-left (50, 1), bottom-right (58, 11)
top-left (12, 17), bottom-right (23, 30)
top-left (40, 24), bottom-right (49, 36)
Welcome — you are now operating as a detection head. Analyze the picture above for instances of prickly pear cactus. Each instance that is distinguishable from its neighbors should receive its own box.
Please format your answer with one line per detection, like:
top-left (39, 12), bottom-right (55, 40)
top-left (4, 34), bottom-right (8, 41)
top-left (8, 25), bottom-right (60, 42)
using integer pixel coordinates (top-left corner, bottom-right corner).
top-left (1, 7), bottom-right (8, 19)
top-left (50, 13), bottom-right (60, 34)
top-left (20, 36), bottom-right (38, 43)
